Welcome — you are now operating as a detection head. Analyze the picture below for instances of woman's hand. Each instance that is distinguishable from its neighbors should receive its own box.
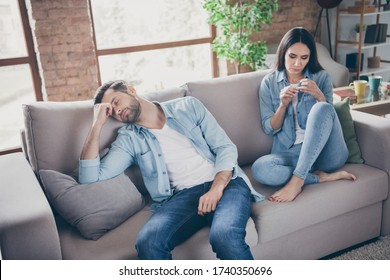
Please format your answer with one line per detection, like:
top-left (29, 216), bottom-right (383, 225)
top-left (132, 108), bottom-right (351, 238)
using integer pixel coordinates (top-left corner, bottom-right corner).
top-left (280, 85), bottom-right (299, 107)
top-left (299, 78), bottom-right (326, 102)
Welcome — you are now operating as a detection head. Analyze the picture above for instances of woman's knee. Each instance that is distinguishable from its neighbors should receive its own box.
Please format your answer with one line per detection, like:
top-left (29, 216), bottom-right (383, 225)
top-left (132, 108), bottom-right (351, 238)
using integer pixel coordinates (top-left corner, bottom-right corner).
top-left (311, 102), bottom-right (335, 118)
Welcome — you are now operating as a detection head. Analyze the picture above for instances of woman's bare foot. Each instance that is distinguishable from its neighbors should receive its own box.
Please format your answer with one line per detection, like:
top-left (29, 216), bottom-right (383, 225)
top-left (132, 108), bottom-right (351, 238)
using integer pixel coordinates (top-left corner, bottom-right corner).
top-left (315, 170), bottom-right (356, 182)
top-left (268, 175), bottom-right (304, 203)
top-left (268, 171), bottom-right (356, 203)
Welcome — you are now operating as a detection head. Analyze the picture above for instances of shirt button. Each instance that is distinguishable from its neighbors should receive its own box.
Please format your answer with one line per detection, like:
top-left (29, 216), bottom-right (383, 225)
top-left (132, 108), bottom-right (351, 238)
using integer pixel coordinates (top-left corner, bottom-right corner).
top-left (158, 154), bottom-right (162, 157)
top-left (163, 172), bottom-right (167, 175)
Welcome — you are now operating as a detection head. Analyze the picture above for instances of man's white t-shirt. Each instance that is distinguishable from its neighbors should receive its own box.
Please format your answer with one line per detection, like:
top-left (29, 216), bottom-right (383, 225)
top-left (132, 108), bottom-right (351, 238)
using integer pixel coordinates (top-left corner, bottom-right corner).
top-left (150, 124), bottom-right (215, 190)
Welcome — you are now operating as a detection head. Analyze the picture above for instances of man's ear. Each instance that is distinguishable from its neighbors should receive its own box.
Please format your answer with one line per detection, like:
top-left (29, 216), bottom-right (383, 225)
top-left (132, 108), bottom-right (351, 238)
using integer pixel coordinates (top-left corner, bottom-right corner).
top-left (127, 85), bottom-right (136, 96)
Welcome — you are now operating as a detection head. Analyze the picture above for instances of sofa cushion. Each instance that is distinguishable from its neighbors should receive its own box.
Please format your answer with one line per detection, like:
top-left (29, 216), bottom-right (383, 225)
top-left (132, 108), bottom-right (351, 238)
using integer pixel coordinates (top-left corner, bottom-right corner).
top-left (246, 163), bottom-right (388, 244)
top-left (334, 97), bottom-right (364, 163)
top-left (184, 70), bottom-right (273, 166)
top-left (39, 170), bottom-right (145, 240)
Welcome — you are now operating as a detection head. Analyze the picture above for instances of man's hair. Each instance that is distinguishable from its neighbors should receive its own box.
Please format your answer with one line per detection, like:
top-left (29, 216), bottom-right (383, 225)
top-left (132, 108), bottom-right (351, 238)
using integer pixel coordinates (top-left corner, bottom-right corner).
top-left (275, 27), bottom-right (323, 73)
top-left (93, 80), bottom-right (129, 105)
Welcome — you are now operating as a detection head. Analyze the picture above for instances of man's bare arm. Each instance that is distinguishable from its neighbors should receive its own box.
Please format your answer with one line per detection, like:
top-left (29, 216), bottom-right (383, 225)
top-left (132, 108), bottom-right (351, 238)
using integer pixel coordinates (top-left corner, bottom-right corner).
top-left (198, 170), bottom-right (233, 215)
top-left (80, 103), bottom-right (112, 160)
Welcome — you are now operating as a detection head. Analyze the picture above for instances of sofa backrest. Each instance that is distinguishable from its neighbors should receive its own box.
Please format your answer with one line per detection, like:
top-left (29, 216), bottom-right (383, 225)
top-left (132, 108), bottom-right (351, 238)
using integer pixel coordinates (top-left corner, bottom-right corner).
top-left (22, 88), bottom-right (186, 175)
top-left (185, 70), bottom-right (273, 166)
top-left (22, 70), bottom-right (272, 176)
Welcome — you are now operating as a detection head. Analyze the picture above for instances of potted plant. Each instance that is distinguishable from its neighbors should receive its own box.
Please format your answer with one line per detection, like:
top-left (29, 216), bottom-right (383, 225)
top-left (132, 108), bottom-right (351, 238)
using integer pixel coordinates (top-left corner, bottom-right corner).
top-left (202, 0), bottom-right (278, 74)
top-left (353, 23), bottom-right (366, 42)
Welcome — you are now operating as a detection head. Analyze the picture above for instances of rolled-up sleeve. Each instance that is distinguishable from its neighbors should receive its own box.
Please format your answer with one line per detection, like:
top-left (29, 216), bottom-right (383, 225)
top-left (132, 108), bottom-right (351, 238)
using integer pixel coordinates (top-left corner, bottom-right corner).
top-left (78, 156), bottom-right (101, 184)
top-left (259, 77), bottom-right (281, 136)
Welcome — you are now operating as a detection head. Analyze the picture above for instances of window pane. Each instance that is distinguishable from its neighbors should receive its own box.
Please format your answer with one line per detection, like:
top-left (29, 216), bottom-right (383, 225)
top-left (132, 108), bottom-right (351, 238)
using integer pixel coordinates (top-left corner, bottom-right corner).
top-left (0, 65), bottom-right (35, 151)
top-left (0, 0), bottom-right (28, 59)
top-left (99, 44), bottom-right (212, 93)
top-left (91, 0), bottom-right (210, 49)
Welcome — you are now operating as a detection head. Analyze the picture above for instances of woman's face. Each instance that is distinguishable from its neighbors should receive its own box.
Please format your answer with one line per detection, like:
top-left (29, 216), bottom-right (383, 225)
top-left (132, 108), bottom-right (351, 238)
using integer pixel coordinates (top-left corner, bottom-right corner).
top-left (284, 42), bottom-right (310, 77)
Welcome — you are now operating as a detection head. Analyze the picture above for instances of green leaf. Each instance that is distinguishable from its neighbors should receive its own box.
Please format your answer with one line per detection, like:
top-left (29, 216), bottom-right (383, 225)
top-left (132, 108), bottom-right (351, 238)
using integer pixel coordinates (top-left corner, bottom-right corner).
top-left (203, 0), bottom-right (278, 73)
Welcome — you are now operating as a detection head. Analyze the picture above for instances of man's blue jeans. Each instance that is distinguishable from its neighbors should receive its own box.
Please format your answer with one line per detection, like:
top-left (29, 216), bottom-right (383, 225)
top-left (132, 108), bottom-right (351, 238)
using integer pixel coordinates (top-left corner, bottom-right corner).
top-left (251, 102), bottom-right (349, 187)
top-left (135, 177), bottom-right (253, 260)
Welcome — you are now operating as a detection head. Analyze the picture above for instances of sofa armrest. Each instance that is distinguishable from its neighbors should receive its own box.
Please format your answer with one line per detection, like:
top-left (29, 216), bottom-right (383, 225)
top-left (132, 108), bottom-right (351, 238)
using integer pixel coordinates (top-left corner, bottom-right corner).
top-left (351, 110), bottom-right (390, 235)
top-left (0, 153), bottom-right (61, 259)
top-left (316, 43), bottom-right (349, 88)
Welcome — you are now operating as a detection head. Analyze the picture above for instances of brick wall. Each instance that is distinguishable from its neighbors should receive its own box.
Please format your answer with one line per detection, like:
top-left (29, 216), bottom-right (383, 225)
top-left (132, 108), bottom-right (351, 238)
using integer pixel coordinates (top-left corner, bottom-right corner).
top-left (28, 0), bottom-right (320, 100)
top-left (29, 0), bottom-right (98, 101)
top-left (260, 0), bottom-right (321, 45)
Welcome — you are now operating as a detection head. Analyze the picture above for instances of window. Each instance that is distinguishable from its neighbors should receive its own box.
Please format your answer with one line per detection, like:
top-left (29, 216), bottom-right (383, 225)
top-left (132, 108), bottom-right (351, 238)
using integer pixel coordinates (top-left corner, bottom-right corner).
top-left (0, 0), bottom-right (42, 154)
top-left (89, 0), bottom-right (216, 93)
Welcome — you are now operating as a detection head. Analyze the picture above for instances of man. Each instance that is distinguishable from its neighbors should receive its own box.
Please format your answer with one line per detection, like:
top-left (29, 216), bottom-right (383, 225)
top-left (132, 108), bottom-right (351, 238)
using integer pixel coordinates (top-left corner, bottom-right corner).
top-left (79, 80), bottom-right (264, 260)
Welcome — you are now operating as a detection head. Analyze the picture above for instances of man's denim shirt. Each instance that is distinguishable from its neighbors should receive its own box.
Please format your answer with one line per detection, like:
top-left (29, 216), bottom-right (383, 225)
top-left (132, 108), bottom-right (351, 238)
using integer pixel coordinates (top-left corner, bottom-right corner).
top-left (259, 69), bottom-right (333, 153)
top-left (79, 96), bottom-right (265, 203)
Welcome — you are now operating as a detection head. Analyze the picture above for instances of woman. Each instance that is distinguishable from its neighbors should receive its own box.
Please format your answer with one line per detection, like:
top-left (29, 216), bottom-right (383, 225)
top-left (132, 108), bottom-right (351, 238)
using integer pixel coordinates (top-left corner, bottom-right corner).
top-left (251, 27), bottom-right (356, 203)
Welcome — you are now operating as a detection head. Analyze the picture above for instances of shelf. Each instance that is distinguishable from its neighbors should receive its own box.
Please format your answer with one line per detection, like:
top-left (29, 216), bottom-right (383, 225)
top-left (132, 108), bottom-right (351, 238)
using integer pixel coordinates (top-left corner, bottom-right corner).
top-left (335, 2), bottom-right (390, 80)
top-left (337, 38), bottom-right (390, 49)
top-left (339, 10), bottom-right (390, 16)
top-left (349, 62), bottom-right (390, 77)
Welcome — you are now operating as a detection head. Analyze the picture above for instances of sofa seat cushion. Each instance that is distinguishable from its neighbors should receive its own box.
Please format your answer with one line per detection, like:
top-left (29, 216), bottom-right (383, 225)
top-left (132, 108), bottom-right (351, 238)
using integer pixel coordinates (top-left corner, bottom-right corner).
top-left (244, 163), bottom-right (388, 243)
top-left (57, 200), bottom-right (258, 259)
top-left (57, 204), bottom-right (153, 260)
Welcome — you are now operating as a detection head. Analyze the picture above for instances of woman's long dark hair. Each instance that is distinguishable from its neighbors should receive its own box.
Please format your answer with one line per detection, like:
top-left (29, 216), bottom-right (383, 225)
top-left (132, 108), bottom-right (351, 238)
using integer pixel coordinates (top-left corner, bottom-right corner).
top-left (275, 27), bottom-right (323, 73)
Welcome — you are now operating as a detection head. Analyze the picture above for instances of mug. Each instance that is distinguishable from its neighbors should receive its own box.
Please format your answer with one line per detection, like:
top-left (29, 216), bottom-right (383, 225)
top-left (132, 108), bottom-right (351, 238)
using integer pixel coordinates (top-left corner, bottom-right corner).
top-left (349, 80), bottom-right (368, 98)
top-left (369, 75), bottom-right (382, 92)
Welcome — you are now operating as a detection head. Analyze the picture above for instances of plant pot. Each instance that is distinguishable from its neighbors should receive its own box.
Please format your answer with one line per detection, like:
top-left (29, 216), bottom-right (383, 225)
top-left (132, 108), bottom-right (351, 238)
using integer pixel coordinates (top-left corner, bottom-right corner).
top-left (356, 32), bottom-right (364, 43)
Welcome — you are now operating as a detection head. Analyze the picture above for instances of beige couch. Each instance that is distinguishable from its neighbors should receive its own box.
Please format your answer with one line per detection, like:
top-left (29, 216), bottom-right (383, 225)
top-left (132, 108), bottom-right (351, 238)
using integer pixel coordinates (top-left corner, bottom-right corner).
top-left (0, 70), bottom-right (389, 260)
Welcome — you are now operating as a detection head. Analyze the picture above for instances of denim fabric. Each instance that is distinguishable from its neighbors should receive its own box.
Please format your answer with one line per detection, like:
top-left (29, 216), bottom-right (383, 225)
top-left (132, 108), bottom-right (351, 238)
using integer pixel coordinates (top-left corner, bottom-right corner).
top-left (259, 69), bottom-right (334, 153)
top-left (135, 177), bottom-right (253, 260)
top-left (79, 96), bottom-right (264, 203)
top-left (252, 102), bottom-right (348, 186)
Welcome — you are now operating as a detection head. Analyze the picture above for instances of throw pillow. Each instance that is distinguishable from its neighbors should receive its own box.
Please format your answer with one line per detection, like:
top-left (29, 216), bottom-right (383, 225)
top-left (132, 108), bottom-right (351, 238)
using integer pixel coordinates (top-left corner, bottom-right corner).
top-left (333, 97), bottom-right (364, 163)
top-left (39, 170), bottom-right (145, 240)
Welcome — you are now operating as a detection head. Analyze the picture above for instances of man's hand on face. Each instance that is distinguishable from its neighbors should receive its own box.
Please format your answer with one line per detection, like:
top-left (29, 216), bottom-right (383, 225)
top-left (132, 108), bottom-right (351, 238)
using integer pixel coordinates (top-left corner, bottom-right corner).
top-left (93, 103), bottom-right (113, 126)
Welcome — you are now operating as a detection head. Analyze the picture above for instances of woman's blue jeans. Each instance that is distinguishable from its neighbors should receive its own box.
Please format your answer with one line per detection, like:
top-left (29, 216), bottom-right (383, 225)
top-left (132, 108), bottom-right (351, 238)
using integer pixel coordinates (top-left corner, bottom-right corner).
top-left (135, 177), bottom-right (253, 260)
top-left (251, 102), bottom-right (349, 187)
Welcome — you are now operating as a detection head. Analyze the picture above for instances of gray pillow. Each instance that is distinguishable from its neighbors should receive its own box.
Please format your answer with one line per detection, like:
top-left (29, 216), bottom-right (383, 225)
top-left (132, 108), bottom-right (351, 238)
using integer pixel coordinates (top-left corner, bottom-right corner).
top-left (39, 170), bottom-right (145, 240)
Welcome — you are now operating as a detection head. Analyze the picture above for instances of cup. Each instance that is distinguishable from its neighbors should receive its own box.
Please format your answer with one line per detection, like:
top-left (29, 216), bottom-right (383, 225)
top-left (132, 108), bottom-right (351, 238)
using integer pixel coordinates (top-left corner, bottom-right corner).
top-left (349, 80), bottom-right (368, 99)
top-left (369, 75), bottom-right (382, 92)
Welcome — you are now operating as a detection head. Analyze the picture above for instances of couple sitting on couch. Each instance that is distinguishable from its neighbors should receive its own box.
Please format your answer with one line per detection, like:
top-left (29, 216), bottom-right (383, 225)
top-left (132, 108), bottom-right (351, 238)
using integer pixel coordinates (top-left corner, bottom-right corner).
top-left (78, 27), bottom-right (356, 260)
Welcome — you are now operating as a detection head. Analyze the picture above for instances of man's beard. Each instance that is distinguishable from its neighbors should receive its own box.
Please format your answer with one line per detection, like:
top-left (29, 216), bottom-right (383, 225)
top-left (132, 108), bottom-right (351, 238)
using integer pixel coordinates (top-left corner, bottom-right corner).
top-left (124, 100), bottom-right (141, 123)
